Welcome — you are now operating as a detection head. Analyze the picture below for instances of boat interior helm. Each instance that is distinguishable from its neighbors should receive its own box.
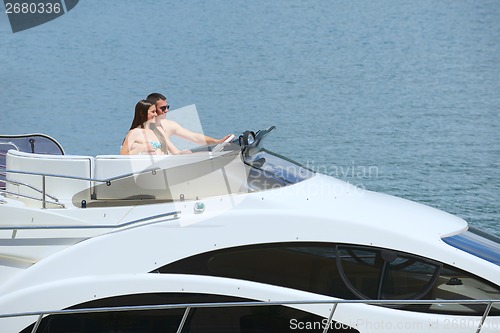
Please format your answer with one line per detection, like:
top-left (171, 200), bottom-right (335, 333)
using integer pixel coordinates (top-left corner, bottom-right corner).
top-left (1, 127), bottom-right (306, 208)
top-left (0, 106), bottom-right (499, 332)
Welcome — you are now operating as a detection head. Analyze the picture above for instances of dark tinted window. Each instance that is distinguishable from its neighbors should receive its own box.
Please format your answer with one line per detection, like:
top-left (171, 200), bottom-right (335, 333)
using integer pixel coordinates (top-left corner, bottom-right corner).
top-left (337, 246), bottom-right (441, 301)
top-left (20, 293), bottom-right (358, 333)
top-left (159, 244), bottom-right (351, 299)
top-left (156, 243), bottom-right (500, 315)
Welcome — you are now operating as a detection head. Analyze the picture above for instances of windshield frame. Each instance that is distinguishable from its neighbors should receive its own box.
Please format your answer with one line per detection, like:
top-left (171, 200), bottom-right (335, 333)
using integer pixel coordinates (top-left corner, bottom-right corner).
top-left (241, 127), bottom-right (315, 187)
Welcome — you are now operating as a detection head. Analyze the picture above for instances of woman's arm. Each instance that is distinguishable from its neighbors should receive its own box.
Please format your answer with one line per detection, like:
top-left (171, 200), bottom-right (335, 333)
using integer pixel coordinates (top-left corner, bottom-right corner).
top-left (121, 130), bottom-right (156, 155)
top-left (120, 132), bottom-right (132, 155)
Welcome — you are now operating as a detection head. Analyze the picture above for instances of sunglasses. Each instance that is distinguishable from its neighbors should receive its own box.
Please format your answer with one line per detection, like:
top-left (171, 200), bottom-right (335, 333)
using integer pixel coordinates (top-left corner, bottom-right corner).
top-left (160, 105), bottom-right (170, 112)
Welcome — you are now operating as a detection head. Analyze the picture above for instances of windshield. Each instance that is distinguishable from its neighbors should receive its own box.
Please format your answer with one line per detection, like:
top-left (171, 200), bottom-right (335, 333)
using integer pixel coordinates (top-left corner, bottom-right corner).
top-left (442, 227), bottom-right (500, 266)
top-left (1, 134), bottom-right (65, 190)
top-left (245, 149), bottom-right (314, 186)
top-left (242, 127), bottom-right (315, 190)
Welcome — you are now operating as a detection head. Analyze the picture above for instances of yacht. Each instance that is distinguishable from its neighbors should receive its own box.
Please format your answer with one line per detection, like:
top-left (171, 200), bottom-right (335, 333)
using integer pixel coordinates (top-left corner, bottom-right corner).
top-left (0, 114), bottom-right (499, 332)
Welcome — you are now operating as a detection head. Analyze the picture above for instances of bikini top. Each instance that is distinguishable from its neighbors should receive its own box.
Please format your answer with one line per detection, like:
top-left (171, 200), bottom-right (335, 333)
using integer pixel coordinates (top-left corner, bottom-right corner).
top-left (150, 141), bottom-right (162, 150)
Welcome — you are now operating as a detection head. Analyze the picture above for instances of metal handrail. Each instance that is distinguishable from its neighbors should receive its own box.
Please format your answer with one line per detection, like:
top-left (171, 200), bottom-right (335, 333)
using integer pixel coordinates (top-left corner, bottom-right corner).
top-left (0, 210), bottom-right (181, 231)
top-left (3, 165), bottom-right (164, 184)
top-left (3, 169), bottom-right (113, 184)
top-left (1, 178), bottom-right (59, 201)
top-left (0, 299), bottom-right (497, 333)
top-left (0, 189), bottom-right (65, 208)
top-left (1, 166), bottom-right (162, 208)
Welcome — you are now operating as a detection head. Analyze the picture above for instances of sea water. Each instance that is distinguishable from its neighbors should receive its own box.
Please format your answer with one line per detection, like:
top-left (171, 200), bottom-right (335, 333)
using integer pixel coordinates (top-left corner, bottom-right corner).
top-left (0, 0), bottom-right (498, 235)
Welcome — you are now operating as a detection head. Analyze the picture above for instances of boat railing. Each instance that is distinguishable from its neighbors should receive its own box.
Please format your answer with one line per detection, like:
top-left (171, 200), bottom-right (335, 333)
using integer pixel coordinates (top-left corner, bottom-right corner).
top-left (0, 299), bottom-right (498, 333)
top-left (0, 210), bottom-right (180, 232)
top-left (2, 177), bottom-right (60, 202)
top-left (0, 166), bottom-right (162, 208)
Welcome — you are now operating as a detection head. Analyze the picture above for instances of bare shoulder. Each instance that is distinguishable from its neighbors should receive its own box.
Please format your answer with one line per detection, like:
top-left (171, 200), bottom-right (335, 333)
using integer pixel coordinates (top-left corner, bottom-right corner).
top-left (125, 128), bottom-right (143, 141)
top-left (127, 128), bottom-right (140, 136)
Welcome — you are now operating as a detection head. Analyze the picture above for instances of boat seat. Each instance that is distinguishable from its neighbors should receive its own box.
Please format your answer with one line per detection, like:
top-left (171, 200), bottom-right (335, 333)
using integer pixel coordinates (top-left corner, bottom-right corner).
top-left (5, 150), bottom-right (94, 207)
top-left (93, 152), bottom-right (247, 201)
top-left (5, 150), bottom-right (248, 205)
top-left (93, 155), bottom-right (176, 200)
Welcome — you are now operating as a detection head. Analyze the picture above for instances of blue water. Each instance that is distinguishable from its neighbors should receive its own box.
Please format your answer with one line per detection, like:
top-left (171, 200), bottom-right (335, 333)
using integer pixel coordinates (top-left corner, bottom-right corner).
top-left (1, 1), bottom-right (499, 235)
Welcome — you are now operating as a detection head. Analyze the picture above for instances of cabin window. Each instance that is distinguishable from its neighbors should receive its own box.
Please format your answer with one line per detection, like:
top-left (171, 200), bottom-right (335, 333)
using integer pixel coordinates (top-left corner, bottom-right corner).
top-left (156, 242), bottom-right (500, 315)
top-left (158, 244), bottom-right (347, 299)
top-left (336, 245), bottom-right (442, 301)
top-left (20, 293), bottom-right (358, 333)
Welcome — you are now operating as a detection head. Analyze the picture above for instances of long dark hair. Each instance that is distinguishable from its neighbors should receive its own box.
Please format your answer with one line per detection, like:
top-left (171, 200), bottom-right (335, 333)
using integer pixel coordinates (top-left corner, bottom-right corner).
top-left (129, 99), bottom-right (154, 130)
